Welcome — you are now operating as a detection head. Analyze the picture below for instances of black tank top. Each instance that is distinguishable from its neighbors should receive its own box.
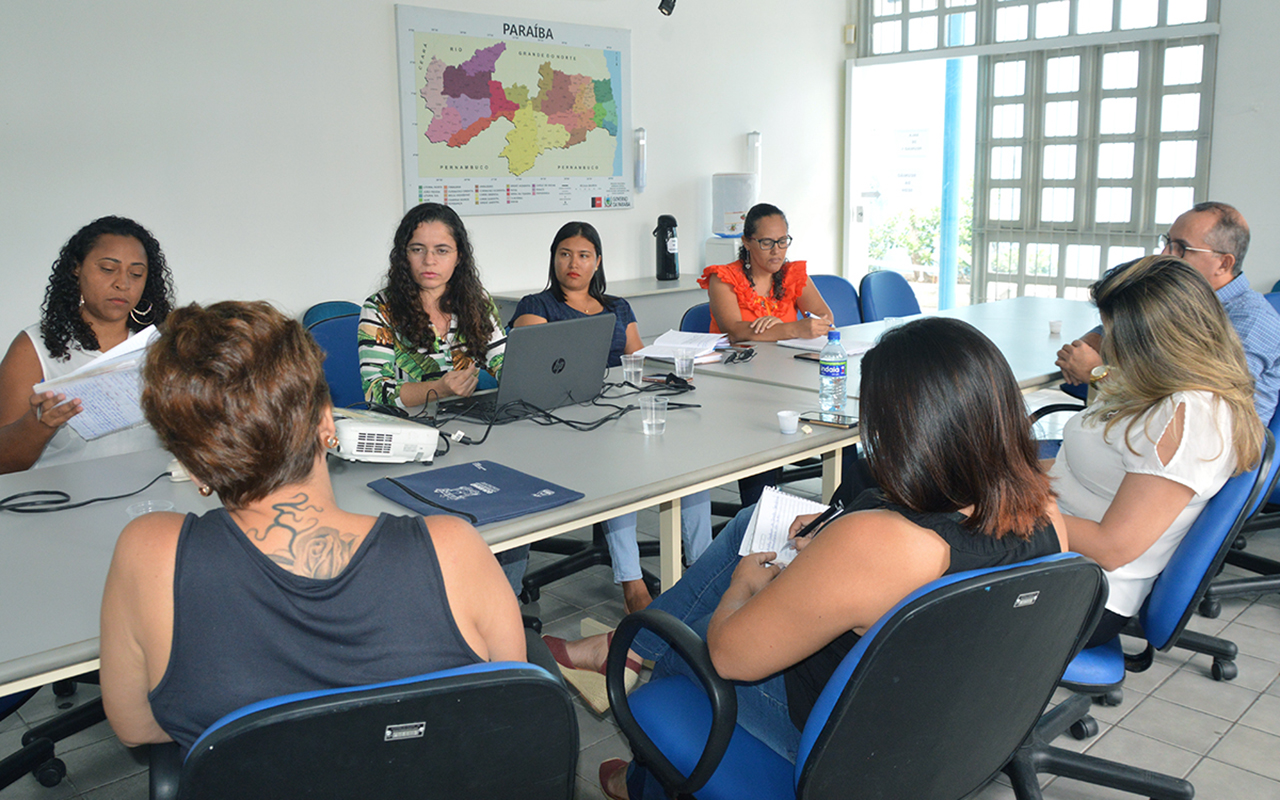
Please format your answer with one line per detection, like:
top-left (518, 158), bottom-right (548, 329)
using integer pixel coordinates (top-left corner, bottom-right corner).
top-left (783, 491), bottom-right (1062, 730)
top-left (148, 510), bottom-right (484, 752)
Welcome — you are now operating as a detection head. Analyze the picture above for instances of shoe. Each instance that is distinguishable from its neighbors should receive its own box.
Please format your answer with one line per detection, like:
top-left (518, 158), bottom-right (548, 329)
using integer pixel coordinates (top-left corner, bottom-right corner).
top-left (542, 634), bottom-right (641, 714)
top-left (599, 758), bottom-right (630, 800)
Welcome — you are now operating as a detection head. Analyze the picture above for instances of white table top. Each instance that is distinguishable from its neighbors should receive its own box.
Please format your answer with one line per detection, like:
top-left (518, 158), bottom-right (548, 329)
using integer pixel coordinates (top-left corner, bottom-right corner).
top-left (693, 296), bottom-right (1100, 396)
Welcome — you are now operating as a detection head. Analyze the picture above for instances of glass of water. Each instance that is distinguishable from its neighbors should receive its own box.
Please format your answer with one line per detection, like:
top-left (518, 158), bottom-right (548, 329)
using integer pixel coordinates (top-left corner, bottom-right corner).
top-left (622, 353), bottom-right (644, 386)
top-left (673, 349), bottom-right (695, 380)
top-left (640, 395), bottom-right (668, 435)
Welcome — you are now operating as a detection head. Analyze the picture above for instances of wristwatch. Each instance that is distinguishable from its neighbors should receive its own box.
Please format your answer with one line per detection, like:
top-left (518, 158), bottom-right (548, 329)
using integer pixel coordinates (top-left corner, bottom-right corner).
top-left (1089, 365), bottom-right (1110, 387)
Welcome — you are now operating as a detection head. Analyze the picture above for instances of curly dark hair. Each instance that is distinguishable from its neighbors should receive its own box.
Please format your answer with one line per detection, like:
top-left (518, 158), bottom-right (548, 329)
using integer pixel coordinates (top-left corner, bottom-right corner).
top-left (545, 221), bottom-right (616, 311)
top-left (39, 216), bottom-right (175, 361)
top-left (736, 203), bottom-right (789, 301)
top-left (381, 203), bottom-right (495, 367)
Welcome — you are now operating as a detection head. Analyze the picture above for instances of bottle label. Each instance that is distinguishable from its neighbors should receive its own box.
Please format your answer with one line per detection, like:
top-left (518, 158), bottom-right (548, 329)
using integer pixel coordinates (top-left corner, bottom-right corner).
top-left (666, 236), bottom-right (678, 254)
top-left (819, 361), bottom-right (846, 378)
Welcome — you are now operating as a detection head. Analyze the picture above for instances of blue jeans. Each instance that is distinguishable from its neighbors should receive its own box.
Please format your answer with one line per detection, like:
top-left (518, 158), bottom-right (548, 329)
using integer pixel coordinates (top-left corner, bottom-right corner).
top-left (629, 504), bottom-right (801, 770)
top-left (603, 491), bottom-right (713, 584)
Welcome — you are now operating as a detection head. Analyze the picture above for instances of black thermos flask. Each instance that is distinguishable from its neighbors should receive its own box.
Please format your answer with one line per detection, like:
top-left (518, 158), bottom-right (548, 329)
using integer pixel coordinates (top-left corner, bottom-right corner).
top-left (653, 215), bottom-right (679, 281)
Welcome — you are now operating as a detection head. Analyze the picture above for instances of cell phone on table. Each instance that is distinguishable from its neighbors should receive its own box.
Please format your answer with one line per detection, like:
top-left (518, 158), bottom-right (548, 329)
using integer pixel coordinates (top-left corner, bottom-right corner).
top-left (793, 352), bottom-right (822, 363)
top-left (798, 411), bottom-right (858, 429)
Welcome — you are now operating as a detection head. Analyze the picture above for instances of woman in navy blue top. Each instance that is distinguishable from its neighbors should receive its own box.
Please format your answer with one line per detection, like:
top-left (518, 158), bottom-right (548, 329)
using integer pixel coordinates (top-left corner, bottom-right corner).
top-left (511, 222), bottom-right (711, 618)
top-left (510, 222), bottom-right (641, 367)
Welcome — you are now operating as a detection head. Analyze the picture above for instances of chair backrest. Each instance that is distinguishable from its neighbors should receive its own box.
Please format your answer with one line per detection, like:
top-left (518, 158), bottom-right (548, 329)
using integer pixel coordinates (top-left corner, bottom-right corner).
top-left (795, 554), bottom-right (1105, 800)
top-left (174, 662), bottom-right (577, 800)
top-left (1140, 428), bottom-right (1278, 648)
top-left (306, 313), bottom-right (364, 409)
top-left (809, 274), bottom-right (861, 326)
top-left (302, 300), bottom-right (360, 328)
top-left (858, 270), bottom-right (921, 322)
top-left (680, 302), bottom-right (712, 333)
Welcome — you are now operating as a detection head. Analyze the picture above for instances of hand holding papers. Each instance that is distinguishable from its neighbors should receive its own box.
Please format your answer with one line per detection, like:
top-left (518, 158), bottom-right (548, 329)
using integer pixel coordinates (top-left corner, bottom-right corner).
top-left (32, 326), bottom-right (158, 440)
top-left (739, 486), bottom-right (838, 567)
top-left (635, 330), bottom-right (728, 365)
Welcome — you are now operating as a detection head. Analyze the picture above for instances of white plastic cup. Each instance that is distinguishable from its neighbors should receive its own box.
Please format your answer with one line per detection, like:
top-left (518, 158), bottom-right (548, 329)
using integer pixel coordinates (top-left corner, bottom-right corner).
top-left (641, 396), bottom-right (668, 435)
top-left (777, 410), bottom-right (800, 434)
top-left (622, 353), bottom-right (644, 386)
top-left (673, 349), bottom-right (696, 380)
top-left (1049, 320), bottom-right (1063, 335)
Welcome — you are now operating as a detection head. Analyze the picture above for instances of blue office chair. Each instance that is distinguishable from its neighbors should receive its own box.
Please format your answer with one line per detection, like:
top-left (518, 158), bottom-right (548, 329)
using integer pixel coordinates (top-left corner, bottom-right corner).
top-left (606, 554), bottom-right (1126, 800)
top-left (680, 303), bottom-right (713, 333)
top-left (149, 662), bottom-right (578, 800)
top-left (858, 270), bottom-right (921, 322)
top-left (808, 275), bottom-right (860, 327)
top-left (302, 299), bottom-right (360, 328)
top-left (306, 312), bottom-right (366, 409)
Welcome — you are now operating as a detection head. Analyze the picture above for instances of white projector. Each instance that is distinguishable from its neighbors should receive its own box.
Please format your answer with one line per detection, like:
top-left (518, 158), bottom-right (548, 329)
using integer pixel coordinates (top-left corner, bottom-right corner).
top-left (332, 408), bottom-right (439, 464)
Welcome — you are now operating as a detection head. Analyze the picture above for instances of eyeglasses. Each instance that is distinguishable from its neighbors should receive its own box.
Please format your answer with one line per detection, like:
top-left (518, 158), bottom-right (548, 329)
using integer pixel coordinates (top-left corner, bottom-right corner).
top-left (722, 347), bottom-right (757, 364)
top-left (407, 244), bottom-right (456, 259)
top-left (1158, 233), bottom-right (1223, 259)
top-left (750, 236), bottom-right (793, 251)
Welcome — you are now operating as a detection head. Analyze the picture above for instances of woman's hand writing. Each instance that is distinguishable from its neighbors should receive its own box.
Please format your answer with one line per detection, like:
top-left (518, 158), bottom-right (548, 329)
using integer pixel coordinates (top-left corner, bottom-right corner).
top-left (798, 315), bottom-right (833, 339)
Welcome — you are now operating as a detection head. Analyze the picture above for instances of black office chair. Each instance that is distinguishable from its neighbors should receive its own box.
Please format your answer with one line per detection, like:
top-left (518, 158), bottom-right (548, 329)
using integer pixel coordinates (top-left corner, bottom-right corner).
top-left (0, 674), bottom-right (106, 791)
top-left (149, 661), bottom-right (578, 800)
top-left (605, 554), bottom-right (1139, 800)
top-left (520, 520), bottom-right (663, 604)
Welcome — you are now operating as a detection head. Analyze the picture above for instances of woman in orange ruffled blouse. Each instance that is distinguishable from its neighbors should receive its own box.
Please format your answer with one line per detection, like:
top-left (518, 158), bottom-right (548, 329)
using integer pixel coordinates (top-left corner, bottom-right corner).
top-left (699, 203), bottom-right (834, 343)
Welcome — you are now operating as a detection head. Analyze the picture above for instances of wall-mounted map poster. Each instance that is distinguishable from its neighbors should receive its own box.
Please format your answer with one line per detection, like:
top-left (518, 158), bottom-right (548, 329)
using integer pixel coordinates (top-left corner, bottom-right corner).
top-left (396, 6), bottom-right (632, 215)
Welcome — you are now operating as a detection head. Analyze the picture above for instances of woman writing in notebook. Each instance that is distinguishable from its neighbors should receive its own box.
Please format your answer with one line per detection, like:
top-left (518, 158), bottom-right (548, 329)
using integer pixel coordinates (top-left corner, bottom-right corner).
top-left (700, 203), bottom-right (834, 344)
top-left (0, 216), bottom-right (176, 474)
top-left (359, 203), bottom-right (506, 411)
top-left (546, 317), bottom-right (1068, 799)
top-left (100, 301), bottom-right (525, 754)
top-left (511, 221), bottom-right (712, 614)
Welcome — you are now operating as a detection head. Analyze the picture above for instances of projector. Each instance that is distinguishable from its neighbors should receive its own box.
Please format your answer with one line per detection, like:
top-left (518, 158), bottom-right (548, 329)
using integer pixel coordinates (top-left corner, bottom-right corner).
top-left (332, 408), bottom-right (439, 464)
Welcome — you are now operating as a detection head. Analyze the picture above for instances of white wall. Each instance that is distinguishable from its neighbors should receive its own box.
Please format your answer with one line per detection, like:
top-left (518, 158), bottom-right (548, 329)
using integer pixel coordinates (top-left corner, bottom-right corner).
top-left (1208, 1), bottom-right (1280, 292)
top-left (0, 0), bottom-right (849, 345)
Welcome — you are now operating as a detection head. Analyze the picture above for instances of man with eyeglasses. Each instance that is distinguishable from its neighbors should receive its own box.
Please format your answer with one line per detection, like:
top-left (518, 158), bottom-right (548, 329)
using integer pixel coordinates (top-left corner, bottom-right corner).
top-left (1057, 201), bottom-right (1280, 421)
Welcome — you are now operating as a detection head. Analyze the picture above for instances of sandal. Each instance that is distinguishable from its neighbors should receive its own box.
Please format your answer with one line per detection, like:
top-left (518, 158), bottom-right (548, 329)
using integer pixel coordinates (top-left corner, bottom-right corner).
top-left (542, 634), bottom-right (641, 714)
top-left (599, 758), bottom-right (631, 800)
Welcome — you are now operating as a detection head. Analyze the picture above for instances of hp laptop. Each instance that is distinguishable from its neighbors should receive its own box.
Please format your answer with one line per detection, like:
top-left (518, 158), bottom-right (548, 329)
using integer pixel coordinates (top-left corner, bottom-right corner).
top-left (444, 313), bottom-right (615, 422)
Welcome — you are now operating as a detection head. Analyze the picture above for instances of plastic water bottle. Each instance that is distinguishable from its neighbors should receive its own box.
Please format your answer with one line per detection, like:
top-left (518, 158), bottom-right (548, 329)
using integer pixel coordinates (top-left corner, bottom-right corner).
top-left (818, 331), bottom-right (848, 413)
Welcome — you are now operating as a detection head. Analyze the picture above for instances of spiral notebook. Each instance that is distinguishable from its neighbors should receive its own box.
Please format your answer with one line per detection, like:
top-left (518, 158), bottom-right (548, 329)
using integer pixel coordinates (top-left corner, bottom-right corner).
top-left (368, 460), bottom-right (584, 526)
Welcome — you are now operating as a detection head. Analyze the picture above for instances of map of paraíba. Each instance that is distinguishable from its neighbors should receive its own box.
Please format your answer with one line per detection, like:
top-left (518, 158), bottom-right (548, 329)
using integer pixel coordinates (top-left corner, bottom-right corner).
top-left (416, 37), bottom-right (621, 178)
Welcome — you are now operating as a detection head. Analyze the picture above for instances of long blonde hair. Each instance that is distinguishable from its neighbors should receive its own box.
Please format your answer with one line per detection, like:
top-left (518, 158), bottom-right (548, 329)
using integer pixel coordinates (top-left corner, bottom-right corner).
top-left (1090, 254), bottom-right (1262, 473)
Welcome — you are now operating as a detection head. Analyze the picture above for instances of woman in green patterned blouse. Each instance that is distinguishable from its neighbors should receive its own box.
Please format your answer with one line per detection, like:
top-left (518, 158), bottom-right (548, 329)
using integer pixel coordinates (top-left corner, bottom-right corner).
top-left (359, 203), bottom-right (505, 411)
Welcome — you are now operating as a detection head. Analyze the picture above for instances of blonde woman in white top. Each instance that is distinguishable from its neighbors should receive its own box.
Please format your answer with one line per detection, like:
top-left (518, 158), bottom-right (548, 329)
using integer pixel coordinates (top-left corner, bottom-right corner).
top-left (1048, 254), bottom-right (1263, 646)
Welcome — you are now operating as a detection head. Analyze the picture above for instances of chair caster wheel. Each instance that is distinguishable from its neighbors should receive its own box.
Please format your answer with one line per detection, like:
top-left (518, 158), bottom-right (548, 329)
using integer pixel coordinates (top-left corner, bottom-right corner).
top-left (520, 586), bottom-right (540, 604)
top-left (1069, 716), bottom-right (1099, 740)
top-left (1211, 659), bottom-right (1237, 681)
top-left (1096, 689), bottom-right (1123, 707)
top-left (1198, 598), bottom-right (1221, 619)
top-left (34, 758), bottom-right (66, 787)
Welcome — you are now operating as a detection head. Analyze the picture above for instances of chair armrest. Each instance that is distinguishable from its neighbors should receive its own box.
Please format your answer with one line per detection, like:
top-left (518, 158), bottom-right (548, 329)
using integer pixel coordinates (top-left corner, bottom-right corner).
top-left (1029, 402), bottom-right (1085, 424)
top-left (149, 741), bottom-right (181, 800)
top-left (605, 609), bottom-right (738, 796)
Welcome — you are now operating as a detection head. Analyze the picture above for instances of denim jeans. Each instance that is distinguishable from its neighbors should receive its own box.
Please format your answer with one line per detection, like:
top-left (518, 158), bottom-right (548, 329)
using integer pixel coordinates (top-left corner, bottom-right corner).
top-left (602, 491), bottom-right (713, 584)
top-left (629, 504), bottom-right (802, 772)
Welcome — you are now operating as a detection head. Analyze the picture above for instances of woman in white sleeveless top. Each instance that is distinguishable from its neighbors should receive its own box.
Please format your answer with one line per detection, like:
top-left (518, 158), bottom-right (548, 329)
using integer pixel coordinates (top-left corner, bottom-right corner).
top-left (0, 216), bottom-right (175, 473)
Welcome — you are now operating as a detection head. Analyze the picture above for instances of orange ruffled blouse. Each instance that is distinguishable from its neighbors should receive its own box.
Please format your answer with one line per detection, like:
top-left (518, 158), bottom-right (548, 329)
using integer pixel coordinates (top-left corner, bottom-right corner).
top-left (697, 260), bottom-right (810, 334)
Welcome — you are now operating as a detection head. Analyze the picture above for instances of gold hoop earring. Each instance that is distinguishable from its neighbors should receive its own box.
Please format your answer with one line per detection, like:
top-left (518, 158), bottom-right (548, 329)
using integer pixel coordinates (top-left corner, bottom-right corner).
top-left (130, 300), bottom-right (153, 325)
top-left (197, 485), bottom-right (213, 497)
top-left (325, 434), bottom-right (339, 449)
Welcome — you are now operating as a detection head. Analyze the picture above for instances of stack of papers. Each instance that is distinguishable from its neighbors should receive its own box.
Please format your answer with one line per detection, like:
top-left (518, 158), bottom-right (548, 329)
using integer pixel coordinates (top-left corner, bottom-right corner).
top-left (32, 325), bottom-right (159, 440)
top-left (635, 330), bottom-right (728, 364)
top-left (739, 486), bottom-right (830, 567)
top-left (777, 335), bottom-right (876, 354)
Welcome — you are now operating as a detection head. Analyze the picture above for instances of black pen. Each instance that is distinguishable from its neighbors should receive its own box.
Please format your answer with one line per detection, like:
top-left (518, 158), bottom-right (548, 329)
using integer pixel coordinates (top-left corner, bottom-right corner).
top-left (792, 499), bottom-right (844, 540)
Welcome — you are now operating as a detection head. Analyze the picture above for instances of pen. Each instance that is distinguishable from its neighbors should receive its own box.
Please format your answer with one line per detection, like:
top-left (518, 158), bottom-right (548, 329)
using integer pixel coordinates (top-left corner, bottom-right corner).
top-left (791, 499), bottom-right (844, 540)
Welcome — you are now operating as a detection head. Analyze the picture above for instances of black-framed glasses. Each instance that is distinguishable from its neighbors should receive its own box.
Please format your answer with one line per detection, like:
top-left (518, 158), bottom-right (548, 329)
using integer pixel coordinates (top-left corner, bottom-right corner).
top-left (750, 235), bottom-right (793, 251)
top-left (1158, 233), bottom-right (1223, 259)
top-left (722, 347), bottom-right (756, 364)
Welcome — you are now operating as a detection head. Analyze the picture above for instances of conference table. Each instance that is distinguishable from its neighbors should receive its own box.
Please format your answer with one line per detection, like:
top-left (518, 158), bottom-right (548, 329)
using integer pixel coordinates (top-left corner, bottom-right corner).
top-left (0, 295), bottom-right (1096, 697)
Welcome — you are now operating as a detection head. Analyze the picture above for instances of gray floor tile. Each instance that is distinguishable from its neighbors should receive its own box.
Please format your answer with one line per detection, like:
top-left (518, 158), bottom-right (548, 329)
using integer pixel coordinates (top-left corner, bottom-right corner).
top-left (968, 778), bottom-right (1019, 799)
top-left (1118, 655), bottom-right (1177, 695)
top-left (77, 771), bottom-right (148, 800)
top-left (1239, 693), bottom-right (1280, 737)
top-left (1082, 726), bottom-right (1200, 779)
top-left (1151, 668), bottom-right (1260, 721)
top-left (1237, 601), bottom-right (1280, 635)
top-left (1223, 651), bottom-right (1280, 693)
top-left (57, 736), bottom-right (148, 794)
top-left (1219, 620), bottom-right (1280, 664)
top-left (575, 732), bottom-right (632, 783)
top-left (574, 772), bottom-right (610, 800)
top-left (546, 572), bottom-right (622, 610)
top-left (1207, 724), bottom-right (1280, 781)
top-left (1117, 696), bottom-right (1233, 754)
top-left (1186, 757), bottom-right (1280, 800)
top-left (574, 697), bottom-right (624, 749)
top-left (0, 772), bottom-right (79, 800)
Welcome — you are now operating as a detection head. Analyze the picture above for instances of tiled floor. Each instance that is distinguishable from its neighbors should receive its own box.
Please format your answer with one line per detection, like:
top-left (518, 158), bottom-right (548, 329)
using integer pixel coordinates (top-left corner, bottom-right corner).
top-left (5, 478), bottom-right (1280, 799)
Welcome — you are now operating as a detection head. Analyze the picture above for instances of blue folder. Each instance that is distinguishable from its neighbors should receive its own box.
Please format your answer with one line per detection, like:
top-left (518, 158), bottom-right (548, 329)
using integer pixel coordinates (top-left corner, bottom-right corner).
top-left (368, 460), bottom-right (583, 526)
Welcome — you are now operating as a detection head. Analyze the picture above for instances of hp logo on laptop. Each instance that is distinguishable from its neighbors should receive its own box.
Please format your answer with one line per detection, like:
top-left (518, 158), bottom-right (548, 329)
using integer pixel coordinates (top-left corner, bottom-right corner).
top-left (551, 358), bottom-right (566, 374)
